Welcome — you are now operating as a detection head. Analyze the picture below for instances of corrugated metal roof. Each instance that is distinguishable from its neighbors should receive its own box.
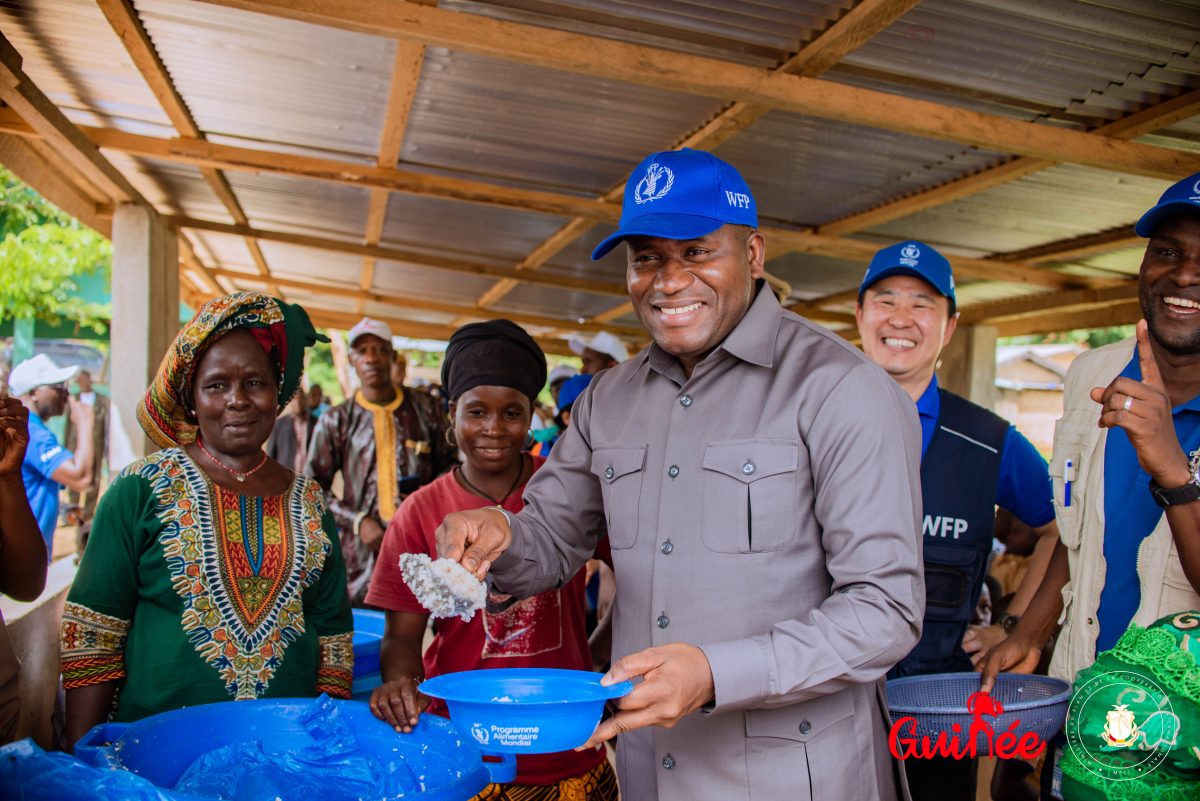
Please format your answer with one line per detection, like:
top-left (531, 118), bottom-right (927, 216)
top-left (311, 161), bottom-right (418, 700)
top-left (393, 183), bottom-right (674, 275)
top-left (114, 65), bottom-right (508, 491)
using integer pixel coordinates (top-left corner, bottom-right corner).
top-left (863, 164), bottom-right (1168, 254)
top-left (0, 0), bottom-right (171, 129)
top-left (135, 0), bottom-right (393, 161)
top-left (403, 47), bottom-right (728, 194)
top-left (4, 0), bottom-right (1198, 344)
top-left (447, 0), bottom-right (855, 66)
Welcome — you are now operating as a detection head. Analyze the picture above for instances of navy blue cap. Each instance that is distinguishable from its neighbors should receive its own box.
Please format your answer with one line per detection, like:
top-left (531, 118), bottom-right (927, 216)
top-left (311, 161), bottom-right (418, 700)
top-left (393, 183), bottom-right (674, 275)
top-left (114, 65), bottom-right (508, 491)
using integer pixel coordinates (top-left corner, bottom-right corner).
top-left (1135, 172), bottom-right (1200, 237)
top-left (557, 373), bottom-right (593, 412)
top-left (858, 240), bottom-right (956, 312)
top-left (591, 148), bottom-right (757, 260)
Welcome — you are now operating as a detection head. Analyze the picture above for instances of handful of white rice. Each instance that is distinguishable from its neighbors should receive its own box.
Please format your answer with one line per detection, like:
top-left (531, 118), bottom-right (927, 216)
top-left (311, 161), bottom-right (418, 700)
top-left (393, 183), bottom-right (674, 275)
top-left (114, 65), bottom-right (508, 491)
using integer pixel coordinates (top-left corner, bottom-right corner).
top-left (398, 553), bottom-right (487, 622)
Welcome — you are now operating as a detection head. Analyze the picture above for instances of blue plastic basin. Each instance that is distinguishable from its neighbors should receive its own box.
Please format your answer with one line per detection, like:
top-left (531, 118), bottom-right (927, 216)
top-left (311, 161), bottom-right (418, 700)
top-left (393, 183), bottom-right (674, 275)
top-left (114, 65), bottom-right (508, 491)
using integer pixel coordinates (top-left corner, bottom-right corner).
top-left (420, 668), bottom-right (633, 757)
top-left (353, 608), bottom-right (387, 700)
top-left (75, 697), bottom-right (500, 800)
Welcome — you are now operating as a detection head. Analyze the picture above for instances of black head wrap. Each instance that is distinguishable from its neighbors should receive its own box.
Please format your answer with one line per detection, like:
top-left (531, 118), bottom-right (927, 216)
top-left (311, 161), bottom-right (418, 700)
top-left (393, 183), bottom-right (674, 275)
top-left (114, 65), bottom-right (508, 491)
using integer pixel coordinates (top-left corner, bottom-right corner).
top-left (441, 320), bottom-right (547, 402)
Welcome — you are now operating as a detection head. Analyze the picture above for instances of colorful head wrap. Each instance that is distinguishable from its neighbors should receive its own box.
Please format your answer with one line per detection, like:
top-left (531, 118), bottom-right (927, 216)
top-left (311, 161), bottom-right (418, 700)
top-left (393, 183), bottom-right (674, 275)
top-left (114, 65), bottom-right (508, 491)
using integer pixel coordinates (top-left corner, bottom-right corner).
top-left (441, 319), bottom-right (547, 402)
top-left (137, 291), bottom-right (328, 448)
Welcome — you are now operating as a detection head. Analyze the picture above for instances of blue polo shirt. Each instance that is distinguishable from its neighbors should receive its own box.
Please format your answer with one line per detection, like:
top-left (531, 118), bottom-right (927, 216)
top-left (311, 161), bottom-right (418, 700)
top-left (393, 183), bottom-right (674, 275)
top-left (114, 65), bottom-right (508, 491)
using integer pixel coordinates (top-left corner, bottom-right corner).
top-left (21, 413), bottom-right (72, 552)
top-left (916, 376), bottom-right (1055, 528)
top-left (1095, 355), bottom-right (1200, 653)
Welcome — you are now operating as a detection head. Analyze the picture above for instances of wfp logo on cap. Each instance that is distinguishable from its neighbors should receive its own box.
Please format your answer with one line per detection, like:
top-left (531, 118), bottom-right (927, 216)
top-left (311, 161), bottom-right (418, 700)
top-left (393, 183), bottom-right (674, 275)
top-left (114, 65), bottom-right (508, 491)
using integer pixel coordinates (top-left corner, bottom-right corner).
top-left (900, 243), bottom-right (921, 266)
top-left (634, 163), bottom-right (674, 205)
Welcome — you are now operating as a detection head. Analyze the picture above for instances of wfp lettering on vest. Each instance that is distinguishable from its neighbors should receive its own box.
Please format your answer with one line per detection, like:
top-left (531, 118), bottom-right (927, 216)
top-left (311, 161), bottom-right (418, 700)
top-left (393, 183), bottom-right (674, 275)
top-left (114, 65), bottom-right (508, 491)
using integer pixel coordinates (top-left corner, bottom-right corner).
top-left (724, 191), bottom-right (751, 208)
top-left (923, 515), bottom-right (968, 539)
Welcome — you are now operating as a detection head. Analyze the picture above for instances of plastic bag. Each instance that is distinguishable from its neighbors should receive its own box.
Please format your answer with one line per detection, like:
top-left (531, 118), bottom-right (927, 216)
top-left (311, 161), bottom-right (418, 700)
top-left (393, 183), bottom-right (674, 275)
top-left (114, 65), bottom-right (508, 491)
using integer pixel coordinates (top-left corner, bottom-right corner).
top-left (173, 695), bottom-right (422, 801)
top-left (0, 738), bottom-right (179, 801)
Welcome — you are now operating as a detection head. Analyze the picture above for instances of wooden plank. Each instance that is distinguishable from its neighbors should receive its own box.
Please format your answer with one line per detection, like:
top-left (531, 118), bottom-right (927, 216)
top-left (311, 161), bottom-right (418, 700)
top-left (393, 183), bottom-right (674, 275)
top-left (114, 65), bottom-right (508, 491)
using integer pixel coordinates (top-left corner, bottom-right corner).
top-left (817, 89), bottom-right (1200, 238)
top-left (357, 40), bottom-right (426, 311)
top-left (477, 0), bottom-right (917, 311)
top-left (96, 0), bottom-right (284, 296)
top-left (200, 0), bottom-right (1200, 179)
top-left (0, 34), bottom-right (142, 204)
top-left (996, 227), bottom-right (1142, 265)
top-left (958, 283), bottom-right (1139, 325)
top-left (0, 134), bottom-right (111, 236)
top-left (203, 267), bottom-right (643, 337)
top-left (95, 0), bottom-right (203, 138)
top-left (177, 233), bottom-right (226, 294)
top-left (282, 307), bottom-right (578, 357)
top-left (59, 125), bottom-right (620, 221)
top-left (169, 215), bottom-right (629, 296)
top-left (593, 301), bottom-right (634, 324)
top-left (991, 299), bottom-right (1142, 337)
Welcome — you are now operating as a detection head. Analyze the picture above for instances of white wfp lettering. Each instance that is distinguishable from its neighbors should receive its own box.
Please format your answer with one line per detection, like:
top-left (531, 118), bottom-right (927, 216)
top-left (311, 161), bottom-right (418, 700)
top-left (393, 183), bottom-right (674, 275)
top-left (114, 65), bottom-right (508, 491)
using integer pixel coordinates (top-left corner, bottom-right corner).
top-left (724, 191), bottom-right (751, 209)
top-left (922, 515), bottom-right (969, 539)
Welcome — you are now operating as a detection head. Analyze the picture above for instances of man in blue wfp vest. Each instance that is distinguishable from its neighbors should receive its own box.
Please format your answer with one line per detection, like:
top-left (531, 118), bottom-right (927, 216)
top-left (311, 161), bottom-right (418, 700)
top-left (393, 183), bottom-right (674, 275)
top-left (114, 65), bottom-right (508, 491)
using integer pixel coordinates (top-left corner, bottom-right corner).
top-left (855, 241), bottom-right (1059, 800)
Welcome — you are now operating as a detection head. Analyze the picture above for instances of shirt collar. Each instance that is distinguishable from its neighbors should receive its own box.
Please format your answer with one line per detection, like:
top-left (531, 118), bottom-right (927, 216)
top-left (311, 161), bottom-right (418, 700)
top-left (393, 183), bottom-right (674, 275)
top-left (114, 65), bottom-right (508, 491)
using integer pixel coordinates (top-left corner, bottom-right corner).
top-left (915, 375), bottom-right (941, 420)
top-left (639, 280), bottom-right (781, 382)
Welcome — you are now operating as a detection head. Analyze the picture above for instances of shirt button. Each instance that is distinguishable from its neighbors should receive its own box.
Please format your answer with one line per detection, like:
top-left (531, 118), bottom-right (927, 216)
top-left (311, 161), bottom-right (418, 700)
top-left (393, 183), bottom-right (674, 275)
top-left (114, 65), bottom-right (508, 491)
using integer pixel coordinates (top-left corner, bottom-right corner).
top-left (662, 754), bottom-right (675, 770)
top-left (667, 465), bottom-right (679, 478)
top-left (742, 461), bottom-right (755, 476)
top-left (799, 720), bottom-right (812, 735)
top-left (660, 540), bottom-right (674, 555)
top-left (604, 466), bottom-right (614, 479)
top-left (657, 613), bottom-right (669, 629)
top-left (679, 395), bottom-right (692, 408)
top-left (1087, 617), bottom-right (1094, 626)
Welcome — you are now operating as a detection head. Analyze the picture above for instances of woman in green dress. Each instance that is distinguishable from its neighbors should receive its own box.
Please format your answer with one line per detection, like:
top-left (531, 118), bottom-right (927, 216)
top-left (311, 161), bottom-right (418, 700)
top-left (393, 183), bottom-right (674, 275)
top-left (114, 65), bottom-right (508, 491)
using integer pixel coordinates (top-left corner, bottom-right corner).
top-left (60, 292), bottom-right (353, 749)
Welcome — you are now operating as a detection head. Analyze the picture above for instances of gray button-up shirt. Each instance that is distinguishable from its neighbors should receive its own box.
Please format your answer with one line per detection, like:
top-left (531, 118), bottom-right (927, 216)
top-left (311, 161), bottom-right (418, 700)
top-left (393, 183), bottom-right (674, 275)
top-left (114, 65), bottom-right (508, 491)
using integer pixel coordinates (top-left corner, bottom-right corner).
top-left (493, 286), bottom-right (924, 801)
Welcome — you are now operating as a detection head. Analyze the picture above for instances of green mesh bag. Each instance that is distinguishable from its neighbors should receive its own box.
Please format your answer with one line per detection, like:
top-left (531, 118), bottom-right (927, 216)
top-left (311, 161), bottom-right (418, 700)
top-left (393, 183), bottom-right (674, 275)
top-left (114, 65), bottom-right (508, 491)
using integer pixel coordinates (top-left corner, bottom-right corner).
top-left (1060, 611), bottom-right (1200, 800)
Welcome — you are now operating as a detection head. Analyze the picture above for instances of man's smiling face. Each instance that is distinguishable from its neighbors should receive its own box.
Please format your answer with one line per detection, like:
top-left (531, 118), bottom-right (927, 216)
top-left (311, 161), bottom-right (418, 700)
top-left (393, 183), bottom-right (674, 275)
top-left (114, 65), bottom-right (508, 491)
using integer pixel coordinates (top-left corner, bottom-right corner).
top-left (1140, 214), bottom-right (1200, 356)
top-left (625, 225), bottom-right (764, 375)
top-left (857, 274), bottom-right (957, 389)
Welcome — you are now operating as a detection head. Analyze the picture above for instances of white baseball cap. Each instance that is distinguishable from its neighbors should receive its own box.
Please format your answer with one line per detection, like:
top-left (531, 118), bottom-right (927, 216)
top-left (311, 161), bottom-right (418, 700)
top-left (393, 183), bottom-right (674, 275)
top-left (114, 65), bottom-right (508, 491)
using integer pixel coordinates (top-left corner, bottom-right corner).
top-left (347, 317), bottom-right (394, 348)
top-left (8, 353), bottom-right (79, 396)
top-left (548, 364), bottom-right (579, 386)
top-left (568, 331), bottom-right (629, 363)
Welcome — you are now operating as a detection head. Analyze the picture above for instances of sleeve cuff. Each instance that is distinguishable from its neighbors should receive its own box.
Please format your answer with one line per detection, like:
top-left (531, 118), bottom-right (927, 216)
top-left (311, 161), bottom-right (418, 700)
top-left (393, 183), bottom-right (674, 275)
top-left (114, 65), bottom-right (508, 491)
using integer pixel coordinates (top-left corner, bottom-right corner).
top-left (698, 636), bottom-right (772, 714)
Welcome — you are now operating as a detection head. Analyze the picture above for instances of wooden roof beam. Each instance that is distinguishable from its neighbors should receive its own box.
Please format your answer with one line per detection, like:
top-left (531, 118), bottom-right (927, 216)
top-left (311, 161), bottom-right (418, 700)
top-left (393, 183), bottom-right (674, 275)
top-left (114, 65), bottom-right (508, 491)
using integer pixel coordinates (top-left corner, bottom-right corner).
top-left (358, 40), bottom-right (426, 313)
top-left (203, 267), bottom-right (643, 338)
top-left (513, 0), bottom-right (919, 323)
top-left (817, 88), bottom-right (1200, 238)
top-left (0, 33), bottom-right (143, 205)
top-left (278, 308), bottom-right (577, 358)
top-left (0, 133), bottom-right (112, 236)
top-left (177, 232), bottom-right (227, 295)
top-left (96, 0), bottom-right (281, 295)
top-left (168, 215), bottom-right (629, 297)
top-left (201, 0), bottom-right (1200, 179)
top-left (991, 299), bottom-right (1142, 338)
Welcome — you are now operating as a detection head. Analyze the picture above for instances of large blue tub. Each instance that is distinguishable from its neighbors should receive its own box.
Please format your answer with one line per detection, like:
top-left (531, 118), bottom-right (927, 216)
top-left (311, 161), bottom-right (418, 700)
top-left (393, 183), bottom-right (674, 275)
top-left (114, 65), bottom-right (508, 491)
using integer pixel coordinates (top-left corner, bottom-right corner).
top-left (74, 697), bottom-right (500, 800)
top-left (353, 608), bottom-right (386, 700)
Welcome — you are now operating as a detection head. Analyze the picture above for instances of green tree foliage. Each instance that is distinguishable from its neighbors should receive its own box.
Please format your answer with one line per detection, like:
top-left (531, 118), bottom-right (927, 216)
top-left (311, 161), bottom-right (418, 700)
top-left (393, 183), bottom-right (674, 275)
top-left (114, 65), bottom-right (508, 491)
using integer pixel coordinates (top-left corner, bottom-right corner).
top-left (0, 167), bottom-right (111, 333)
top-left (304, 338), bottom-right (344, 405)
top-left (1000, 325), bottom-right (1136, 350)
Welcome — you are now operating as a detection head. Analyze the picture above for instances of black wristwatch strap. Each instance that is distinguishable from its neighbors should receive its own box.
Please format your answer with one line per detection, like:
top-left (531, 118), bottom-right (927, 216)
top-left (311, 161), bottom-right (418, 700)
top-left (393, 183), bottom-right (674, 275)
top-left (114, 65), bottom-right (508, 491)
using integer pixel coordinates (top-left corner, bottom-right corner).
top-left (1148, 470), bottom-right (1200, 508)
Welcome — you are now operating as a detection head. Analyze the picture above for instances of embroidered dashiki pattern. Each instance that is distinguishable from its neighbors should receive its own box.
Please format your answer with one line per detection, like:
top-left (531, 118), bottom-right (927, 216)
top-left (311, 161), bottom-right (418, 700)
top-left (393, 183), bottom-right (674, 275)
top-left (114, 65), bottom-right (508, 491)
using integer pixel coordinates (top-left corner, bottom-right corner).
top-left (60, 605), bottom-right (131, 688)
top-left (60, 449), bottom-right (353, 700)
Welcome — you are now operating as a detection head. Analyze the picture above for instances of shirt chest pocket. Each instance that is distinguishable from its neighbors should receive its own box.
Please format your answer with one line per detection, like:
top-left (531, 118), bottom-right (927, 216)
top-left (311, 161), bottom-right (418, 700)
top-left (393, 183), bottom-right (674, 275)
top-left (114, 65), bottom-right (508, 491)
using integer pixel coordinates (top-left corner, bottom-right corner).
top-left (589, 445), bottom-right (647, 550)
top-left (701, 440), bottom-right (800, 553)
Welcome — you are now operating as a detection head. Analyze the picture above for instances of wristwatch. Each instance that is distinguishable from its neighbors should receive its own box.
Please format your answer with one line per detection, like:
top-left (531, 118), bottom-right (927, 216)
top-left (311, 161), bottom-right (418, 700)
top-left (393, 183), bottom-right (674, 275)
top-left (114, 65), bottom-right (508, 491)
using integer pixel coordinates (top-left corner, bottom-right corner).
top-left (1148, 467), bottom-right (1200, 508)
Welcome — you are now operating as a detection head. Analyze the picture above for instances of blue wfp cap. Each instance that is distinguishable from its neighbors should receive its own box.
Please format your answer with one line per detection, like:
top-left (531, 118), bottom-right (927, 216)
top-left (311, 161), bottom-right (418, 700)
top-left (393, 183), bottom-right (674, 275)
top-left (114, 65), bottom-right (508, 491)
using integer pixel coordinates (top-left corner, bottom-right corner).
top-left (591, 148), bottom-right (757, 260)
top-left (556, 373), bottom-right (593, 412)
top-left (858, 240), bottom-right (956, 313)
top-left (1135, 172), bottom-right (1200, 237)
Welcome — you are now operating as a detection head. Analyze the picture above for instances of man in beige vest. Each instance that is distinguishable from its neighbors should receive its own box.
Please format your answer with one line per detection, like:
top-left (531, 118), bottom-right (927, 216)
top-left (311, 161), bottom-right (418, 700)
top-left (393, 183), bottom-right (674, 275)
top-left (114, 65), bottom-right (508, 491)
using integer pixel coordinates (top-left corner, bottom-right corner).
top-left (981, 173), bottom-right (1200, 786)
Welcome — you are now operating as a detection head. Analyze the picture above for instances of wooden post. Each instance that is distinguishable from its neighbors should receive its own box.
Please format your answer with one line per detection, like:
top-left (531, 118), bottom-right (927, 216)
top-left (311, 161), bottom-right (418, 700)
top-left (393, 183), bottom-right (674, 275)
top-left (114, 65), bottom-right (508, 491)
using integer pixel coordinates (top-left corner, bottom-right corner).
top-left (937, 324), bottom-right (999, 410)
top-left (108, 204), bottom-right (179, 468)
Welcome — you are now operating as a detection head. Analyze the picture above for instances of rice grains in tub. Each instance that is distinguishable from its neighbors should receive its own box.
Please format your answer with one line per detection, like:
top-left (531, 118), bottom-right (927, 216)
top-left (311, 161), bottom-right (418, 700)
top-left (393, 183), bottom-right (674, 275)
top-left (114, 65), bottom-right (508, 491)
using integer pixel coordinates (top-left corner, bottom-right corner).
top-left (399, 553), bottom-right (487, 621)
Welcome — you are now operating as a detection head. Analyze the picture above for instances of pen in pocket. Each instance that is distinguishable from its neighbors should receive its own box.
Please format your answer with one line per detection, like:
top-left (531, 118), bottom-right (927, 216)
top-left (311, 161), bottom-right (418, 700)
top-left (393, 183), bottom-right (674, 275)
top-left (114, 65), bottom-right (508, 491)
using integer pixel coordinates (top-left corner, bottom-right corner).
top-left (1064, 458), bottom-right (1074, 508)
